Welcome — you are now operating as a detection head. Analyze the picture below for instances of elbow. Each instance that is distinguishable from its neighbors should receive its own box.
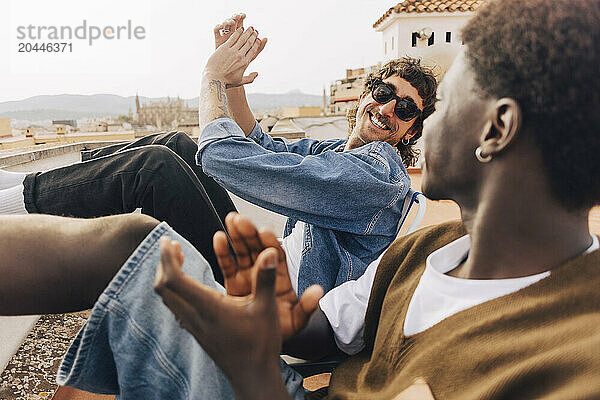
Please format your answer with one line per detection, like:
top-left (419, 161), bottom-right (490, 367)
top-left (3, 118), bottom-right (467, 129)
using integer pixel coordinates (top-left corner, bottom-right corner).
top-left (197, 148), bottom-right (218, 176)
top-left (198, 145), bottom-right (236, 186)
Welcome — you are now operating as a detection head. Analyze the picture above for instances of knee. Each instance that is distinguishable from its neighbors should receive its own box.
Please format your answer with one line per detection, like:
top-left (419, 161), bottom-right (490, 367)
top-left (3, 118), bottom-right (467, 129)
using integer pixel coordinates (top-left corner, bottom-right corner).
top-left (139, 146), bottom-right (181, 168)
top-left (167, 131), bottom-right (193, 145)
top-left (153, 131), bottom-right (193, 149)
top-left (86, 214), bottom-right (160, 264)
top-left (168, 131), bottom-right (197, 155)
top-left (131, 212), bottom-right (160, 232)
top-left (170, 131), bottom-right (189, 142)
top-left (132, 147), bottom-right (193, 189)
top-left (120, 213), bottom-right (160, 244)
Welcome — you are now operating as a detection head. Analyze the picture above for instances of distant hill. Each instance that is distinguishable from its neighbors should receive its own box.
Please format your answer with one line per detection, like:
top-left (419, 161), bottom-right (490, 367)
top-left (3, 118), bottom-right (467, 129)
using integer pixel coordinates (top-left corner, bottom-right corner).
top-left (0, 94), bottom-right (143, 116)
top-left (0, 92), bottom-right (325, 123)
top-left (188, 92), bottom-right (325, 111)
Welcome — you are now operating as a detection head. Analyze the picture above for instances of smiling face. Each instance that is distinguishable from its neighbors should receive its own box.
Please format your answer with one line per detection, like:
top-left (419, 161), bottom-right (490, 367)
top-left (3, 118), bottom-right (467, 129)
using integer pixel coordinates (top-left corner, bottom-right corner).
top-left (346, 75), bottom-right (424, 150)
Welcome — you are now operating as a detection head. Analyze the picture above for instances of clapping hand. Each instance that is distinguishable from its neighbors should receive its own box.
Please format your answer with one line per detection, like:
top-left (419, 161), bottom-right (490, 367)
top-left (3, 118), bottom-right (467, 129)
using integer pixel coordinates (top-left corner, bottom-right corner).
top-left (214, 13), bottom-right (246, 49)
top-left (154, 213), bottom-right (322, 397)
top-left (214, 213), bottom-right (323, 341)
top-left (208, 13), bottom-right (267, 88)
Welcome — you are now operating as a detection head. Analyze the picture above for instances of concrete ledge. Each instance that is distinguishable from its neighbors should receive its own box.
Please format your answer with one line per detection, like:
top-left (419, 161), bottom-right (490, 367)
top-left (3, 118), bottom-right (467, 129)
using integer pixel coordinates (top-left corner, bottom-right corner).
top-left (0, 140), bottom-right (131, 168)
top-left (270, 118), bottom-right (306, 140)
top-left (0, 315), bottom-right (40, 372)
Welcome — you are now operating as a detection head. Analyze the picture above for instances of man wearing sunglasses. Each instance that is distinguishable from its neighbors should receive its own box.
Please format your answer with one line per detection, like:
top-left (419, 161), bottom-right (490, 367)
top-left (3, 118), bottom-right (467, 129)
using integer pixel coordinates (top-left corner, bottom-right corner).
top-left (345, 76), bottom-right (426, 157)
top-left (195, 15), bottom-right (437, 296)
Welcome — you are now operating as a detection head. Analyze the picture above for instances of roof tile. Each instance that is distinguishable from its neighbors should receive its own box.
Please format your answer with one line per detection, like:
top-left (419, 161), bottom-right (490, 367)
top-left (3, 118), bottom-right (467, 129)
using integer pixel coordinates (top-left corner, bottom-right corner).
top-left (374, 0), bottom-right (483, 28)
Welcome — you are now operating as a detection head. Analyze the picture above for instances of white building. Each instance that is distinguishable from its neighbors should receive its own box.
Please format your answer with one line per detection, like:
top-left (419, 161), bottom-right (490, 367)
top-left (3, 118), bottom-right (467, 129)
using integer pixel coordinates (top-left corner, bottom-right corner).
top-left (374, 0), bottom-right (482, 73)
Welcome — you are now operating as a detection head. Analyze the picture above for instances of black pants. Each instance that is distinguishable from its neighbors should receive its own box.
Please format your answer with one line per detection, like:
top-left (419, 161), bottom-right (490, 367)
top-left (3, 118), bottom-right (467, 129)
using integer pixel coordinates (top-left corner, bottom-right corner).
top-left (23, 131), bottom-right (236, 284)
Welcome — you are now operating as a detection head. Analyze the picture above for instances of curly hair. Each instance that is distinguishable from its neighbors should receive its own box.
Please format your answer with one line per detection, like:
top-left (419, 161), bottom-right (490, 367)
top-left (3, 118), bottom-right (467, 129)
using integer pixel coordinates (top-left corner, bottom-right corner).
top-left (462, 0), bottom-right (600, 210)
top-left (346, 57), bottom-right (438, 167)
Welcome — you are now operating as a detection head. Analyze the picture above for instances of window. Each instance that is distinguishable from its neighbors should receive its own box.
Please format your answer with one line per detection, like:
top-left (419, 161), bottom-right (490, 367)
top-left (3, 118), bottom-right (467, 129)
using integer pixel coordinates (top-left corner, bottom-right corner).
top-left (428, 32), bottom-right (434, 46)
top-left (446, 32), bottom-right (451, 42)
top-left (392, 36), bottom-right (394, 50)
top-left (412, 32), bottom-right (418, 47)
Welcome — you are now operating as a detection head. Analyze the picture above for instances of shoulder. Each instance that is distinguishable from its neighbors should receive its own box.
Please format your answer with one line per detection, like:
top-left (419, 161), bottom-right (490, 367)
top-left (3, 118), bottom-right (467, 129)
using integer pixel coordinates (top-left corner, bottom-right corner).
top-left (380, 220), bottom-right (465, 276)
top-left (374, 221), bottom-right (465, 300)
top-left (344, 141), bottom-right (406, 174)
top-left (309, 138), bottom-right (347, 154)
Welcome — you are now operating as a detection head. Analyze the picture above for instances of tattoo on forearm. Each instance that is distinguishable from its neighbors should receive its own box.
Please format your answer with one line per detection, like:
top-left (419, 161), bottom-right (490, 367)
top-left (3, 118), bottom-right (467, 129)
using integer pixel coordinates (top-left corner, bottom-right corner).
top-left (208, 79), bottom-right (229, 118)
top-left (212, 80), bottom-right (226, 102)
top-left (199, 78), bottom-right (230, 130)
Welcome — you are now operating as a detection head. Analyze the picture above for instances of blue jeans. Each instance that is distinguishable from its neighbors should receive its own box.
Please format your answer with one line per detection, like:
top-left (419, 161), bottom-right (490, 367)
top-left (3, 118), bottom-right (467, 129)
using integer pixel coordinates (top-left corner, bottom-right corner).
top-left (57, 222), bottom-right (305, 399)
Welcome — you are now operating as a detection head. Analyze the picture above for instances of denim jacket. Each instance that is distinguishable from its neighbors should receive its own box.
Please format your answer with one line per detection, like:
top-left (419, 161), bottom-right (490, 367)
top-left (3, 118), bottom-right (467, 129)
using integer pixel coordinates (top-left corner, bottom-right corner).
top-left (197, 118), bottom-right (411, 294)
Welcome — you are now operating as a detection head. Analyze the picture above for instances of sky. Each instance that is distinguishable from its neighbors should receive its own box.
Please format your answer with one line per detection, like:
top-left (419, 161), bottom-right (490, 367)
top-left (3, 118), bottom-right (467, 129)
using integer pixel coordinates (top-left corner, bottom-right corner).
top-left (0, 0), bottom-right (392, 102)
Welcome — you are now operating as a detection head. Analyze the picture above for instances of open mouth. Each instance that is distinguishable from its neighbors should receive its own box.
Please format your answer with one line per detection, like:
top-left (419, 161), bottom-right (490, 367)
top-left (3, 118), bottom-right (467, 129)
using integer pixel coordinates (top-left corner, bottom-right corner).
top-left (368, 111), bottom-right (391, 131)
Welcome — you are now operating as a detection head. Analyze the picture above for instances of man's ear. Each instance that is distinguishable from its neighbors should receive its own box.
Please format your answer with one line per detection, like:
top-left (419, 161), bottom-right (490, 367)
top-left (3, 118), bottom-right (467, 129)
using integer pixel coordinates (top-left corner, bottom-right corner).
top-left (478, 98), bottom-right (522, 157)
top-left (403, 127), bottom-right (417, 141)
top-left (404, 118), bottom-right (423, 141)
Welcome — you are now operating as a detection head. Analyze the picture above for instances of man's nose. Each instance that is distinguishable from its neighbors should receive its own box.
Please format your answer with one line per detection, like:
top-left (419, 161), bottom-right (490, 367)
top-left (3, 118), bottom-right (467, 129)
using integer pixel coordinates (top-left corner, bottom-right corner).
top-left (379, 99), bottom-right (396, 118)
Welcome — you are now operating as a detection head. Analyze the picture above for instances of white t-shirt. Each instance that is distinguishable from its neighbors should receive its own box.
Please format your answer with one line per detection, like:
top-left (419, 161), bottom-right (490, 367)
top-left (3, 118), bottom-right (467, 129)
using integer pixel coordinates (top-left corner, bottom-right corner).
top-left (320, 233), bottom-right (599, 355)
top-left (281, 221), bottom-right (305, 294)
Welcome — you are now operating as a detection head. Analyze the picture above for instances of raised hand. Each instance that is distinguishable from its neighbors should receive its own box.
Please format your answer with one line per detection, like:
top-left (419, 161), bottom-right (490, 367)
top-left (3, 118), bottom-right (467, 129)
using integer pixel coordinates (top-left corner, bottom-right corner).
top-left (214, 213), bottom-right (323, 341)
top-left (214, 13), bottom-right (245, 49)
top-left (154, 238), bottom-right (289, 399)
top-left (208, 14), bottom-right (267, 88)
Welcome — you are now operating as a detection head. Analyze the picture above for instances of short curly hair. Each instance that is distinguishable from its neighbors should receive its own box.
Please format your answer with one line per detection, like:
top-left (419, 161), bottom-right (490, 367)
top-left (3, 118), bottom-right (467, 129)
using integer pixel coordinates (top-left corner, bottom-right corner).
top-left (346, 57), bottom-right (438, 167)
top-left (462, 0), bottom-right (600, 210)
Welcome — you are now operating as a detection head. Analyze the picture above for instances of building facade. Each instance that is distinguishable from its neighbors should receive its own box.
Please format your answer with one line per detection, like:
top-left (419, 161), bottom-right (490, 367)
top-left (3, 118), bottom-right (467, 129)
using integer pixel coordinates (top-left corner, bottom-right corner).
top-left (135, 94), bottom-right (197, 131)
top-left (328, 1), bottom-right (482, 117)
top-left (281, 107), bottom-right (322, 118)
top-left (374, 0), bottom-right (481, 74)
top-left (329, 64), bottom-right (381, 116)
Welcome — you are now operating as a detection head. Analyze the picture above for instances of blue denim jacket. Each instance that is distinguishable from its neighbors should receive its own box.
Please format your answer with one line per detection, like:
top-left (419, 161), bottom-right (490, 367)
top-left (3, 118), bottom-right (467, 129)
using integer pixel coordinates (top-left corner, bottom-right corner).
top-left (197, 118), bottom-right (411, 294)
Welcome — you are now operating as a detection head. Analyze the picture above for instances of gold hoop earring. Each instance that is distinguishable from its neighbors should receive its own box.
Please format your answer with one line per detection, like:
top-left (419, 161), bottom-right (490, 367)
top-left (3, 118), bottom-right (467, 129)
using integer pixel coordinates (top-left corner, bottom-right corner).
top-left (475, 146), bottom-right (492, 163)
top-left (401, 137), bottom-right (410, 146)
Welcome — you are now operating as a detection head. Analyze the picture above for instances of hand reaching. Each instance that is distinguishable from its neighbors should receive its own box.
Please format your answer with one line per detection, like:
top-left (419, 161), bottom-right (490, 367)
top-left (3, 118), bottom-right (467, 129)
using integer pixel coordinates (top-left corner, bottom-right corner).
top-left (154, 238), bottom-right (289, 398)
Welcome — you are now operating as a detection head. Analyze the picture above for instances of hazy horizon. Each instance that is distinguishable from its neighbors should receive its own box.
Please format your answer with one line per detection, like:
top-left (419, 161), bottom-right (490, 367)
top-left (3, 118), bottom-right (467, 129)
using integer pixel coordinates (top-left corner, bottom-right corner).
top-left (1, 0), bottom-right (389, 102)
top-left (0, 88), bottom-right (322, 104)
top-left (0, 91), bottom-right (327, 127)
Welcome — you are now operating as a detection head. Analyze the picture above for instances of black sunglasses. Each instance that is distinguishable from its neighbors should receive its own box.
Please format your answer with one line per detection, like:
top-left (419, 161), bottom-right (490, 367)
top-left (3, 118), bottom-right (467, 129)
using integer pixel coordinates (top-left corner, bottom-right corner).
top-left (371, 80), bottom-right (422, 122)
